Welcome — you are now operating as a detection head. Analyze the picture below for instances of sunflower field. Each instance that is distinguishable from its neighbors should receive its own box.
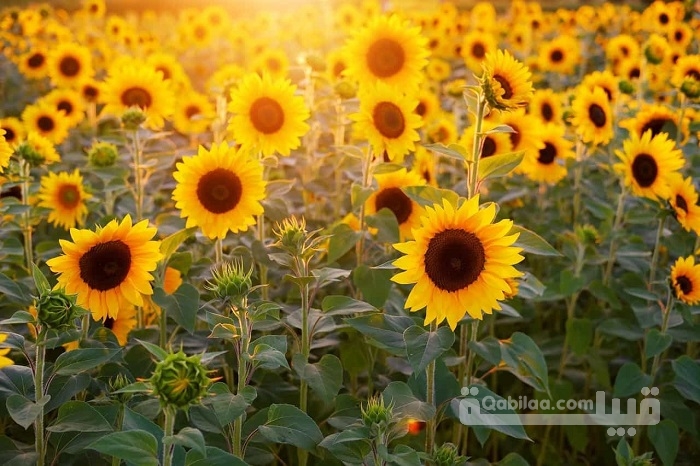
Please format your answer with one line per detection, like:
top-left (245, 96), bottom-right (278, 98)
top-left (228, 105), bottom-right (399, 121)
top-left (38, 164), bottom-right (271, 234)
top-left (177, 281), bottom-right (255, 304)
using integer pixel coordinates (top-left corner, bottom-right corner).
top-left (0, 0), bottom-right (700, 464)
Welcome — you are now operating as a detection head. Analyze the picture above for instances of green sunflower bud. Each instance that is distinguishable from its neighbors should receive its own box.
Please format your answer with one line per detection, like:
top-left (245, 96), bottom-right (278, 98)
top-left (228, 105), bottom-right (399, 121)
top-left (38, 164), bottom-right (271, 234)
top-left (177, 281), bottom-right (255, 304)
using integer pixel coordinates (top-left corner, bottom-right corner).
top-left (305, 52), bottom-right (326, 73)
top-left (274, 216), bottom-right (307, 256)
top-left (36, 289), bottom-right (79, 331)
top-left (87, 141), bottom-right (119, 167)
top-left (16, 141), bottom-right (45, 167)
top-left (206, 260), bottom-right (253, 304)
top-left (680, 78), bottom-right (700, 99)
top-left (109, 373), bottom-right (134, 403)
top-left (618, 80), bottom-right (635, 95)
top-left (150, 350), bottom-right (212, 410)
top-left (433, 442), bottom-right (466, 466)
top-left (334, 79), bottom-right (357, 100)
top-left (121, 107), bottom-right (147, 130)
top-left (361, 396), bottom-right (393, 432)
top-left (575, 224), bottom-right (601, 245)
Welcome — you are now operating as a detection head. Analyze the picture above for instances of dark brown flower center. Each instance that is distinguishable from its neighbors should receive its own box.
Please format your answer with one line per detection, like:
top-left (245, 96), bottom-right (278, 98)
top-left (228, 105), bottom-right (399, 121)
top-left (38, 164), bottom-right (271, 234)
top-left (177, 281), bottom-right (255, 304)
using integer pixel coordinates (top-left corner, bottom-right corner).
top-left (3, 127), bottom-right (15, 142)
top-left (588, 103), bottom-right (607, 128)
top-left (537, 142), bottom-right (557, 165)
top-left (550, 49), bottom-right (564, 63)
top-left (59, 56), bottom-right (80, 77)
top-left (641, 118), bottom-right (675, 138)
top-left (659, 13), bottom-right (669, 25)
top-left (79, 240), bottom-right (132, 291)
top-left (481, 136), bottom-right (496, 158)
top-left (631, 153), bottom-right (658, 187)
top-left (37, 116), bottom-right (55, 132)
top-left (250, 96), bottom-right (285, 134)
top-left (58, 184), bottom-right (80, 208)
top-left (367, 37), bottom-right (405, 78)
top-left (471, 42), bottom-right (486, 59)
top-left (185, 105), bottom-right (200, 119)
top-left (373, 101), bottom-right (405, 139)
top-left (541, 102), bottom-right (554, 122)
top-left (28, 52), bottom-right (45, 68)
top-left (121, 87), bottom-right (152, 108)
top-left (196, 168), bottom-right (242, 214)
top-left (415, 101), bottom-right (427, 117)
top-left (676, 275), bottom-right (692, 295)
top-left (675, 194), bottom-right (688, 212)
top-left (103, 317), bottom-right (115, 329)
top-left (57, 100), bottom-right (73, 115)
top-left (629, 67), bottom-right (640, 79)
top-left (333, 62), bottom-right (346, 78)
top-left (375, 187), bottom-right (412, 224)
top-left (674, 30), bottom-right (683, 42)
top-left (156, 66), bottom-right (171, 80)
top-left (686, 69), bottom-right (700, 81)
top-left (493, 75), bottom-right (513, 100)
top-left (83, 84), bottom-right (99, 101)
top-left (424, 228), bottom-right (486, 292)
top-left (509, 123), bottom-right (521, 147)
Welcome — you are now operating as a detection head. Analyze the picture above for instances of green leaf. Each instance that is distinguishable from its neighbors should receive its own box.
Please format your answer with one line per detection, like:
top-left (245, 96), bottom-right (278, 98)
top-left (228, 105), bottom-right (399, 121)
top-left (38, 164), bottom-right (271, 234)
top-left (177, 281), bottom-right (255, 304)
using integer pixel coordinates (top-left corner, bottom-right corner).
top-left (624, 288), bottom-right (659, 301)
top-left (382, 381), bottom-right (435, 421)
top-left (47, 400), bottom-right (113, 432)
top-left (250, 344), bottom-right (290, 370)
top-left (352, 265), bottom-right (393, 308)
top-left (478, 151), bottom-right (524, 181)
top-left (559, 270), bottom-right (586, 296)
top-left (403, 185), bottom-right (460, 208)
top-left (0, 311), bottom-right (36, 325)
top-left (379, 444), bottom-right (421, 466)
top-left (319, 427), bottom-right (371, 463)
top-left (112, 381), bottom-right (152, 395)
top-left (469, 337), bottom-right (502, 366)
top-left (484, 124), bottom-right (516, 134)
top-left (6, 394), bottom-right (50, 429)
top-left (423, 143), bottom-right (467, 161)
top-left (613, 362), bottom-right (651, 398)
top-left (366, 208), bottom-right (400, 244)
top-left (258, 404), bottom-right (323, 450)
top-left (326, 223), bottom-right (361, 265)
top-left (566, 318), bottom-right (593, 357)
top-left (53, 348), bottom-right (121, 376)
top-left (456, 385), bottom-right (531, 442)
top-left (292, 354), bottom-right (343, 404)
top-left (32, 264), bottom-right (50, 296)
top-left (0, 365), bottom-right (34, 398)
top-left (351, 183), bottom-right (374, 210)
top-left (647, 419), bottom-right (679, 466)
top-left (152, 282), bottom-right (200, 334)
top-left (500, 332), bottom-right (550, 396)
top-left (672, 355), bottom-right (700, 404)
top-left (373, 163), bottom-right (404, 174)
top-left (403, 325), bottom-right (455, 374)
top-left (203, 383), bottom-right (256, 427)
top-left (265, 179), bottom-right (295, 198)
top-left (345, 314), bottom-right (414, 355)
top-left (166, 427), bottom-right (206, 457)
top-left (510, 225), bottom-right (561, 256)
top-left (0, 273), bottom-right (30, 305)
top-left (135, 339), bottom-right (169, 361)
top-left (88, 430), bottom-right (159, 466)
top-left (159, 227), bottom-right (198, 259)
top-left (644, 329), bottom-right (673, 360)
top-left (185, 446), bottom-right (249, 466)
top-left (45, 374), bottom-right (92, 413)
top-left (322, 295), bottom-right (378, 316)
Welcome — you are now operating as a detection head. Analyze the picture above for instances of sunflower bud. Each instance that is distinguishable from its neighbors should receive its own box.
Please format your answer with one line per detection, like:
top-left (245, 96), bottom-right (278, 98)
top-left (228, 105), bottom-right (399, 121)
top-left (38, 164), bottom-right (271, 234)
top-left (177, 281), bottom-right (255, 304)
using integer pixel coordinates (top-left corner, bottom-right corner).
top-left (680, 78), bottom-right (700, 99)
top-left (433, 442), bottom-right (466, 466)
top-left (150, 350), bottom-right (212, 410)
top-left (16, 141), bottom-right (45, 167)
top-left (36, 289), bottom-right (79, 331)
top-left (618, 80), bottom-right (635, 95)
top-left (361, 396), bottom-right (393, 433)
top-left (206, 260), bottom-right (252, 304)
top-left (445, 79), bottom-right (467, 98)
top-left (121, 107), bottom-right (147, 130)
top-left (109, 373), bottom-right (134, 403)
top-left (305, 52), bottom-right (326, 73)
top-left (575, 224), bottom-right (601, 245)
top-left (273, 216), bottom-right (307, 256)
top-left (87, 141), bottom-right (119, 167)
top-left (334, 79), bottom-right (357, 100)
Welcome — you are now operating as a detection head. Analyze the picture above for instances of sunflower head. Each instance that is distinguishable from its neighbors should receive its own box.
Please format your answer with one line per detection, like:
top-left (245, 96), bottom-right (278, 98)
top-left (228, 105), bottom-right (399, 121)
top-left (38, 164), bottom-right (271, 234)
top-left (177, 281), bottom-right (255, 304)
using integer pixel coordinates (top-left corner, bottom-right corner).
top-left (87, 141), bottom-right (119, 168)
top-left (680, 78), bottom-right (700, 99)
top-left (433, 443), bottom-right (465, 466)
top-left (206, 260), bottom-right (253, 305)
top-left (121, 107), bottom-right (147, 130)
top-left (670, 256), bottom-right (700, 305)
top-left (36, 289), bottom-right (81, 331)
top-left (150, 350), bottom-right (213, 410)
top-left (481, 49), bottom-right (533, 111)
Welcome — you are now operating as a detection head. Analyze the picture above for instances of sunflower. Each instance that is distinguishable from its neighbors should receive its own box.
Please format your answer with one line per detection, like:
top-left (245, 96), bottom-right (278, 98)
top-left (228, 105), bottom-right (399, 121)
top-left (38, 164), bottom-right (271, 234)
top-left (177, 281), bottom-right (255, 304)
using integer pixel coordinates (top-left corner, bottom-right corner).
top-left (538, 35), bottom-right (580, 75)
top-left (172, 142), bottom-right (266, 239)
top-left (100, 62), bottom-right (174, 131)
top-left (459, 121), bottom-right (513, 159)
top-left (46, 215), bottom-right (162, 321)
top-left (351, 81), bottom-right (423, 162)
top-left (668, 176), bottom-right (700, 234)
top-left (365, 168), bottom-right (425, 240)
top-left (78, 78), bottom-right (101, 104)
top-left (414, 87), bottom-right (441, 122)
top-left (0, 117), bottom-right (25, 146)
top-left (392, 195), bottom-right (523, 329)
top-left (670, 256), bottom-right (700, 305)
top-left (42, 88), bottom-right (86, 129)
top-left (343, 14), bottom-right (429, 90)
top-left (461, 30), bottom-right (497, 74)
top-left (251, 48), bottom-right (289, 81)
top-left (16, 48), bottom-right (49, 80)
top-left (571, 86), bottom-right (614, 146)
top-left (172, 90), bottom-right (215, 136)
top-left (0, 334), bottom-right (13, 368)
top-left (672, 54), bottom-right (700, 88)
top-left (411, 146), bottom-right (437, 187)
top-left (326, 48), bottom-right (349, 82)
top-left (425, 57), bottom-right (451, 83)
top-left (529, 89), bottom-right (562, 124)
top-left (228, 73), bottom-right (310, 157)
top-left (17, 132), bottom-right (61, 166)
top-left (605, 34), bottom-right (640, 66)
top-left (581, 70), bottom-right (619, 103)
top-left (21, 103), bottom-right (70, 145)
top-left (519, 123), bottom-right (574, 185)
top-left (47, 42), bottom-right (94, 88)
top-left (0, 130), bottom-right (11, 173)
top-left (425, 113), bottom-right (457, 145)
top-left (82, 0), bottom-right (106, 18)
top-left (667, 22), bottom-right (693, 50)
top-left (621, 103), bottom-right (684, 142)
top-left (481, 49), bottom-right (533, 111)
top-left (334, 2), bottom-right (363, 34)
top-left (614, 131), bottom-right (684, 201)
top-left (36, 170), bottom-right (90, 230)
top-left (496, 109), bottom-right (544, 161)
top-left (146, 52), bottom-right (190, 91)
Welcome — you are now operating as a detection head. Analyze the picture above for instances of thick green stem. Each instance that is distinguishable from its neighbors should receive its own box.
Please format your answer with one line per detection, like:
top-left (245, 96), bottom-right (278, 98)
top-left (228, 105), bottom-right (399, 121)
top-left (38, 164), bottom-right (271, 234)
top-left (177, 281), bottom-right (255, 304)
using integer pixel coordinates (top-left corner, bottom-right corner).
top-left (162, 407), bottom-right (176, 466)
top-left (34, 328), bottom-right (46, 466)
top-left (425, 322), bottom-right (437, 457)
top-left (233, 304), bottom-right (249, 458)
top-left (467, 94), bottom-right (486, 199)
top-left (131, 129), bottom-right (144, 221)
top-left (603, 184), bottom-right (626, 286)
top-left (20, 160), bottom-right (34, 273)
top-left (648, 216), bottom-right (667, 290)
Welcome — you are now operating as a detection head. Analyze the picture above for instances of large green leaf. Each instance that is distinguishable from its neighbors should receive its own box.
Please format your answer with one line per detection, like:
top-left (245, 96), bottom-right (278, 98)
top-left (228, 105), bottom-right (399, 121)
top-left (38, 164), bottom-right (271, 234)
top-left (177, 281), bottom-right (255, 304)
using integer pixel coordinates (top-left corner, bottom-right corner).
top-left (185, 446), bottom-right (249, 466)
top-left (47, 400), bottom-right (113, 433)
top-left (509, 225), bottom-right (561, 256)
top-left (166, 427), bottom-right (206, 458)
top-left (478, 150), bottom-right (524, 181)
top-left (647, 419), bottom-right (679, 466)
top-left (613, 362), bottom-right (651, 398)
top-left (203, 383), bottom-right (256, 427)
top-left (88, 430), bottom-right (159, 466)
top-left (53, 348), bottom-right (121, 376)
top-left (258, 404), bottom-right (323, 450)
top-left (403, 325), bottom-right (455, 374)
top-left (6, 394), bottom-right (50, 429)
top-left (322, 295), bottom-right (378, 316)
top-left (382, 381), bottom-right (435, 421)
top-left (423, 143), bottom-right (467, 161)
top-left (152, 282), bottom-right (200, 334)
top-left (345, 314), bottom-right (414, 355)
top-left (45, 374), bottom-right (91, 414)
top-left (159, 227), bottom-right (198, 259)
top-left (319, 427), bottom-right (371, 464)
top-left (352, 265), bottom-right (393, 308)
top-left (292, 353), bottom-right (343, 404)
top-left (455, 385), bottom-right (531, 443)
top-left (566, 318), bottom-right (593, 357)
top-left (644, 329), bottom-right (673, 360)
top-left (326, 224), bottom-right (361, 265)
top-left (499, 332), bottom-right (550, 396)
top-left (366, 208), bottom-right (400, 244)
top-left (672, 355), bottom-right (700, 404)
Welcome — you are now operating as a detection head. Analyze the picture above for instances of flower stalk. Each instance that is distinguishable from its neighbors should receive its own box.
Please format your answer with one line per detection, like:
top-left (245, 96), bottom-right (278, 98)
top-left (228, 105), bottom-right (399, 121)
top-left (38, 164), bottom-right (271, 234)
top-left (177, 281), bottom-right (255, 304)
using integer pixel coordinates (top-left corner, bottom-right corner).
top-left (34, 327), bottom-right (46, 466)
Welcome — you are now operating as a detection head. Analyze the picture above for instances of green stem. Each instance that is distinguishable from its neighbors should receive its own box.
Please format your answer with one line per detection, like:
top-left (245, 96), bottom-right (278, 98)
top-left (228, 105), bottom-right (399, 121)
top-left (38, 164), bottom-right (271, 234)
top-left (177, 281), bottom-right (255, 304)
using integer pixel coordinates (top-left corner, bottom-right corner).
top-left (159, 297), bottom-right (167, 349)
top-left (459, 319), bottom-right (480, 456)
top-left (131, 129), bottom-right (144, 221)
top-left (34, 328), bottom-right (46, 466)
top-left (215, 237), bottom-right (223, 265)
top-left (333, 97), bottom-right (346, 216)
top-left (572, 140), bottom-right (585, 228)
top-left (649, 293), bottom-right (674, 383)
top-left (81, 313), bottom-right (90, 342)
top-left (676, 93), bottom-right (685, 148)
top-left (162, 407), bottom-right (176, 466)
top-left (257, 215), bottom-right (269, 301)
top-left (603, 184), bottom-right (626, 286)
top-left (233, 304), bottom-right (249, 458)
top-left (355, 148), bottom-right (374, 272)
top-left (425, 322), bottom-right (437, 457)
top-left (20, 160), bottom-right (34, 273)
top-left (467, 94), bottom-right (486, 199)
top-left (648, 216), bottom-right (667, 290)
top-left (298, 265), bottom-right (311, 466)
top-left (111, 404), bottom-right (124, 466)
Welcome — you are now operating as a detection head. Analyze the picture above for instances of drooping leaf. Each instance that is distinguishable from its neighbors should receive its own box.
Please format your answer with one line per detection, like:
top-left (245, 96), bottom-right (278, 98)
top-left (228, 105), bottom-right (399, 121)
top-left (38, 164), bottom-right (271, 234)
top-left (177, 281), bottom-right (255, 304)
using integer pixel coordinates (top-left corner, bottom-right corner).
top-left (648, 419), bottom-right (679, 466)
top-left (88, 430), bottom-right (159, 466)
top-left (47, 400), bottom-right (113, 433)
top-left (6, 394), bottom-right (50, 429)
top-left (53, 348), bottom-right (121, 376)
top-left (403, 325), bottom-right (455, 374)
top-left (509, 225), bottom-right (561, 256)
top-left (292, 354), bottom-right (343, 404)
top-left (258, 404), bottom-right (323, 450)
top-left (613, 362), bottom-right (651, 398)
top-left (152, 283), bottom-right (200, 334)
